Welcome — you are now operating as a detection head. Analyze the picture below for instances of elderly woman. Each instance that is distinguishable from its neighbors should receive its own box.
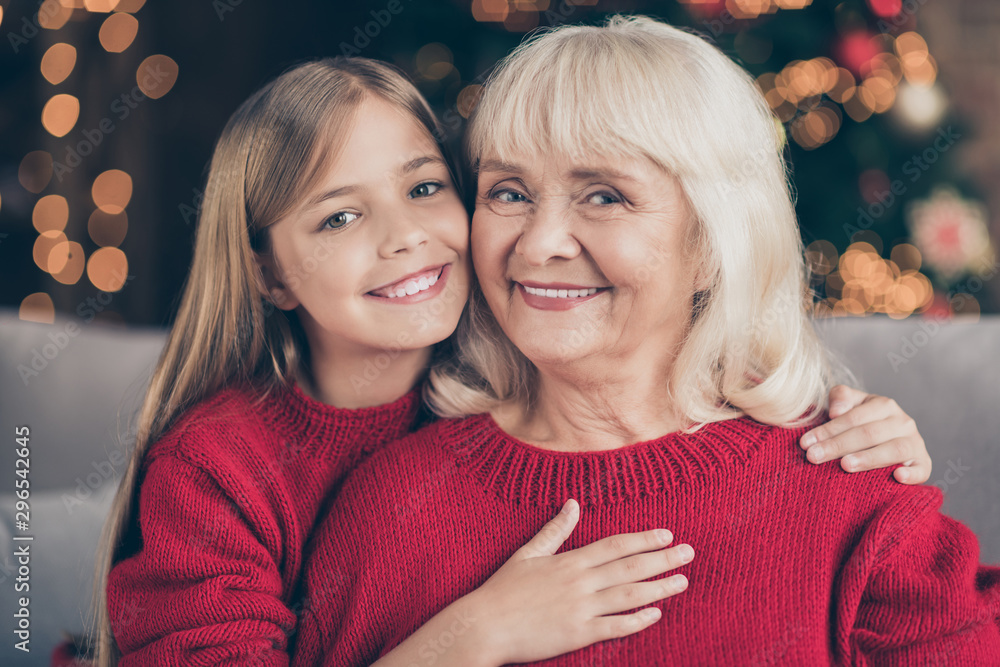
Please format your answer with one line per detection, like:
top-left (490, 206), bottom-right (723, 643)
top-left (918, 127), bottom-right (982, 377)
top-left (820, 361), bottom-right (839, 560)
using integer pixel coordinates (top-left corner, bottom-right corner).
top-left (292, 16), bottom-right (1000, 666)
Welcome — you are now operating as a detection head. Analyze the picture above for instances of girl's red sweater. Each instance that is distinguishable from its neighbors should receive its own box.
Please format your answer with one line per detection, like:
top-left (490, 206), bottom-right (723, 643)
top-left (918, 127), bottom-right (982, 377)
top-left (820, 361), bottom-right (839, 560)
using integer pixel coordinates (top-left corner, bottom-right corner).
top-left (293, 413), bottom-right (1000, 666)
top-left (105, 382), bottom-right (420, 666)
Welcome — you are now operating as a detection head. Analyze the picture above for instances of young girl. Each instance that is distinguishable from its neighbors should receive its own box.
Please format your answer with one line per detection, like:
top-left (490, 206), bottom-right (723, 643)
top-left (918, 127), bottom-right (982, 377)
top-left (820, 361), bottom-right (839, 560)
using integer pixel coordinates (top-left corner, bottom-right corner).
top-left (93, 57), bottom-right (932, 666)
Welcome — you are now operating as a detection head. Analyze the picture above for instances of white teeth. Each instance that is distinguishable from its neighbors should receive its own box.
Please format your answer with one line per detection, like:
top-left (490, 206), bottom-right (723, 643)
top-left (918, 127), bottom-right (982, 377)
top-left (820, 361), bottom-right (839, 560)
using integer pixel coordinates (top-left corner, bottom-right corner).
top-left (381, 270), bottom-right (441, 298)
top-left (522, 285), bottom-right (600, 298)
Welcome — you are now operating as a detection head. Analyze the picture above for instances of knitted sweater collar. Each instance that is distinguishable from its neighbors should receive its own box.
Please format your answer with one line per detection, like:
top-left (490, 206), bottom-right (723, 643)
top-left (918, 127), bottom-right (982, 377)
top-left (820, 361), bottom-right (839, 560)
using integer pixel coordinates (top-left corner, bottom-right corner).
top-left (439, 412), bottom-right (775, 507)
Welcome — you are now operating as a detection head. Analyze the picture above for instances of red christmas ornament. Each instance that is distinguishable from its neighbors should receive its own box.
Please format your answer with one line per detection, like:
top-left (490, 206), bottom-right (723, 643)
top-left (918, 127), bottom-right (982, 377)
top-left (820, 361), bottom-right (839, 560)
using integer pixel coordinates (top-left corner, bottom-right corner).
top-left (836, 30), bottom-right (882, 76)
top-left (867, 0), bottom-right (903, 19)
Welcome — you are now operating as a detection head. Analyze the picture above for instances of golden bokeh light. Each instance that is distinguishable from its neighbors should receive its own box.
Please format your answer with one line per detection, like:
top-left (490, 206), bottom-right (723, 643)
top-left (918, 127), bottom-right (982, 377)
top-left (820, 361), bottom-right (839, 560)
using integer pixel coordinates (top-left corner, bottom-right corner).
top-left (19, 151), bottom-right (54, 194)
top-left (91, 169), bottom-right (133, 214)
top-left (415, 43), bottom-right (454, 80)
top-left (84, 0), bottom-right (120, 12)
top-left (19, 294), bottom-right (56, 324)
top-left (88, 209), bottom-right (128, 247)
top-left (41, 43), bottom-right (77, 85)
top-left (136, 54), bottom-right (179, 98)
top-left (39, 0), bottom-right (72, 30)
top-left (457, 84), bottom-right (483, 119)
top-left (890, 243), bottom-right (922, 271)
top-left (99, 12), bottom-right (138, 52)
top-left (804, 240), bottom-right (838, 276)
top-left (41, 94), bottom-right (80, 137)
top-left (113, 0), bottom-right (146, 11)
top-left (33, 230), bottom-right (68, 272)
top-left (50, 241), bottom-right (86, 284)
top-left (471, 0), bottom-right (509, 22)
top-left (32, 195), bottom-right (70, 233)
top-left (87, 247), bottom-right (129, 291)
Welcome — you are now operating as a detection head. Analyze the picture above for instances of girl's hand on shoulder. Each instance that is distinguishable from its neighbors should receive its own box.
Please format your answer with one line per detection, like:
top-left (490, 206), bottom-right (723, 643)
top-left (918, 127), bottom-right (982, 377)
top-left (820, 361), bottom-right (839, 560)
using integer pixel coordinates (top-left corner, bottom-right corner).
top-left (464, 498), bottom-right (692, 666)
top-left (800, 385), bottom-right (931, 484)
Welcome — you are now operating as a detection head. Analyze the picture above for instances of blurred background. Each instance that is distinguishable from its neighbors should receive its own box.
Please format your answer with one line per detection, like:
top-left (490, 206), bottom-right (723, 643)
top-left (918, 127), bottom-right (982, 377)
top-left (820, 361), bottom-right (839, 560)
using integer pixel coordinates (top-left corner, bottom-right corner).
top-left (1, 0), bottom-right (998, 326)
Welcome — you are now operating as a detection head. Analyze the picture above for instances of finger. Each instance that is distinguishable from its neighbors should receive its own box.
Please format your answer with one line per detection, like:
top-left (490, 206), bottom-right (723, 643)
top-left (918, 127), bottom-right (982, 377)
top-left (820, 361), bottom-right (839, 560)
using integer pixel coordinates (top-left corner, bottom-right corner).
top-left (586, 606), bottom-right (663, 642)
top-left (894, 457), bottom-right (932, 485)
top-left (594, 543), bottom-right (694, 589)
top-left (806, 415), bottom-right (914, 464)
top-left (591, 575), bottom-right (688, 617)
top-left (569, 528), bottom-right (675, 569)
top-left (800, 396), bottom-right (901, 449)
top-left (839, 437), bottom-right (923, 473)
top-left (515, 498), bottom-right (581, 559)
top-left (827, 384), bottom-right (870, 418)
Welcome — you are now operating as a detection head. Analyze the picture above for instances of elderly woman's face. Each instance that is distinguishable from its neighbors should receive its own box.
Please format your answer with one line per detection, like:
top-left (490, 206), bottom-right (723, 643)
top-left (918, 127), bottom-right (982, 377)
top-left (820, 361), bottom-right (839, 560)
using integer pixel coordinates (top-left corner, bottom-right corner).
top-left (472, 151), bottom-right (699, 369)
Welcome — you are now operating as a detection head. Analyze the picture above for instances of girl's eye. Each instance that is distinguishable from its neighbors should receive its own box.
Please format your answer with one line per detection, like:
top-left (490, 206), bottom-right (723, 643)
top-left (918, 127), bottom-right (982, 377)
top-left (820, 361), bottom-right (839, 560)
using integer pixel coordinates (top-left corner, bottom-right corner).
top-left (410, 182), bottom-right (442, 198)
top-left (323, 210), bottom-right (359, 230)
top-left (587, 192), bottom-right (621, 205)
top-left (493, 190), bottom-right (527, 203)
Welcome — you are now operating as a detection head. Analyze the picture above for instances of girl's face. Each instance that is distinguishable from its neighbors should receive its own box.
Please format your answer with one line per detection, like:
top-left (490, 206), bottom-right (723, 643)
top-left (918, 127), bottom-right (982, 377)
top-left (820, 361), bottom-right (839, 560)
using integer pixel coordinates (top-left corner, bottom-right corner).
top-left (261, 97), bottom-right (470, 358)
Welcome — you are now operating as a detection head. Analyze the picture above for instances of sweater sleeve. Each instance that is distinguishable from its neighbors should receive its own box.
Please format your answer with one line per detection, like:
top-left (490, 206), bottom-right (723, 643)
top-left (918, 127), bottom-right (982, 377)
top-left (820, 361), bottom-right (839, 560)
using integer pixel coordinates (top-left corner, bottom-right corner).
top-left (107, 454), bottom-right (296, 666)
top-left (844, 487), bottom-right (1000, 665)
top-left (290, 478), bottom-right (376, 667)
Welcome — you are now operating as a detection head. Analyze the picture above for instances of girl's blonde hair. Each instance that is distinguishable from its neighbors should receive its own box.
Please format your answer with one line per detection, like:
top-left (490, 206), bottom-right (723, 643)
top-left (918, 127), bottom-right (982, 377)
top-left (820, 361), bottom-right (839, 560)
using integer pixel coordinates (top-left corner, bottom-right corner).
top-left (91, 57), bottom-right (456, 666)
top-left (428, 15), bottom-right (834, 428)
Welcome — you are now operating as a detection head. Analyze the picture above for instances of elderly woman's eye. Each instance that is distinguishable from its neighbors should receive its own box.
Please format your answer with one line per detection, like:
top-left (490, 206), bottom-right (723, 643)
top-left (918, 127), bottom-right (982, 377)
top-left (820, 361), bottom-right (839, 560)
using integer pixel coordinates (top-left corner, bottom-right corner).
top-left (588, 191), bottom-right (621, 205)
top-left (493, 189), bottom-right (527, 203)
top-left (322, 210), bottom-right (359, 230)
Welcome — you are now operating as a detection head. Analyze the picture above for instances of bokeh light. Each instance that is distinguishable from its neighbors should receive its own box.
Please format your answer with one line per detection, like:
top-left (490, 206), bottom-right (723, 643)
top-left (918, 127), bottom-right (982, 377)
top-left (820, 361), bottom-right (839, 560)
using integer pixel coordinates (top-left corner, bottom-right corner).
top-left (38, 0), bottom-right (72, 30)
top-left (34, 230), bottom-right (69, 272)
top-left (87, 247), bottom-right (129, 291)
top-left (91, 169), bottom-right (133, 214)
top-left (18, 151), bottom-right (54, 194)
top-left (32, 195), bottom-right (70, 233)
top-left (136, 54), bottom-right (179, 98)
top-left (41, 43), bottom-right (77, 84)
top-left (88, 209), bottom-right (128, 247)
top-left (99, 12), bottom-right (139, 52)
top-left (19, 294), bottom-right (56, 324)
top-left (41, 94), bottom-right (80, 137)
top-left (50, 241), bottom-right (86, 284)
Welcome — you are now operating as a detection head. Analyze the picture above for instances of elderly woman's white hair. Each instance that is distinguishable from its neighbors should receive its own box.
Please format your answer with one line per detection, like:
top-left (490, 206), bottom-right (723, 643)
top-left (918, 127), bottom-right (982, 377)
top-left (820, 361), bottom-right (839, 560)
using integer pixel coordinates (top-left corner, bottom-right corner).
top-left (428, 14), bottom-right (839, 428)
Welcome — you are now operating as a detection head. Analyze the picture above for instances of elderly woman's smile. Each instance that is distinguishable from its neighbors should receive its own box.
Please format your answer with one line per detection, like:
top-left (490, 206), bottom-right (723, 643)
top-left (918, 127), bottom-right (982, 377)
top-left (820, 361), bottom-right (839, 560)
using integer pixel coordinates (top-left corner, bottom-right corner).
top-left (472, 151), bottom-right (700, 376)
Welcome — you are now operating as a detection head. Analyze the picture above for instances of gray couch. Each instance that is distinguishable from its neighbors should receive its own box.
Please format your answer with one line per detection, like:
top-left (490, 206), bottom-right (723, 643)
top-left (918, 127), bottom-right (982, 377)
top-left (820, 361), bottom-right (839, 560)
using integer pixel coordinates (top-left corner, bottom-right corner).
top-left (0, 309), bottom-right (997, 665)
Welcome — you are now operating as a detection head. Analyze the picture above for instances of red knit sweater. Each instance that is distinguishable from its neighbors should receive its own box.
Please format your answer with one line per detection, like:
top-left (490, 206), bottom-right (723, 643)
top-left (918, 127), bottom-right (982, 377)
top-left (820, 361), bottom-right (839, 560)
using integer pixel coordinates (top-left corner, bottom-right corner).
top-left (293, 413), bottom-right (1000, 666)
top-left (105, 381), bottom-right (420, 666)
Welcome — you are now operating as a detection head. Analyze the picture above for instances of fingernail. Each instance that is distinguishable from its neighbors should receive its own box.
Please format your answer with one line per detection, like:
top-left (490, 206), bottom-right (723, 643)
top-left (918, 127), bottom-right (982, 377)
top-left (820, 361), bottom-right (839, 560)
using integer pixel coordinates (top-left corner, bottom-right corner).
top-left (808, 446), bottom-right (824, 463)
top-left (561, 499), bottom-right (576, 515)
top-left (843, 455), bottom-right (858, 470)
top-left (801, 433), bottom-right (817, 448)
top-left (679, 544), bottom-right (694, 561)
top-left (656, 529), bottom-right (672, 544)
top-left (897, 469), bottom-right (908, 482)
top-left (642, 607), bottom-right (661, 621)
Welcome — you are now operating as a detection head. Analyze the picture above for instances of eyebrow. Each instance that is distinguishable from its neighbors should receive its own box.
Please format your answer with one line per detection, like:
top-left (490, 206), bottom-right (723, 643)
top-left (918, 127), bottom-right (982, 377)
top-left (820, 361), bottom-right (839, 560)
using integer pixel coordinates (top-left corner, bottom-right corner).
top-left (477, 159), bottom-right (638, 183)
top-left (307, 155), bottom-right (447, 207)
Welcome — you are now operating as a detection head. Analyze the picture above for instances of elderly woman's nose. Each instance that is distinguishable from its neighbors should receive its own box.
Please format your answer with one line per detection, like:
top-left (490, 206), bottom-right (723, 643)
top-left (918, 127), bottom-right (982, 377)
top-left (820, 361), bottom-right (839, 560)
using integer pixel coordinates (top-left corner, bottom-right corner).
top-left (514, 205), bottom-right (580, 265)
